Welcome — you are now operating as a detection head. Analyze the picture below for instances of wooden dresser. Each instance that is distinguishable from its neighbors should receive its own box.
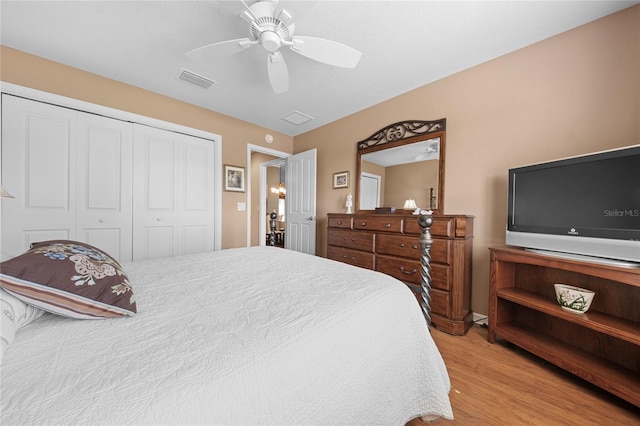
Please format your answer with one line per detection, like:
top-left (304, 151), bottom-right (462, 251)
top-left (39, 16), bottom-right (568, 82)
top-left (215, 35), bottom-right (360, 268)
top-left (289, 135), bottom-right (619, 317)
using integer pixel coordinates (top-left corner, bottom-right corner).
top-left (327, 212), bottom-right (474, 335)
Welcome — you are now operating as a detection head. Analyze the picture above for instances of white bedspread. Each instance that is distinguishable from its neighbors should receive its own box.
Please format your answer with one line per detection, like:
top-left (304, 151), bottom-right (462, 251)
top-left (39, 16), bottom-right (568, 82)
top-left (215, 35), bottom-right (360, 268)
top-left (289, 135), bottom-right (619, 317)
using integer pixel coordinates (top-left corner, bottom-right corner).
top-left (1, 247), bottom-right (453, 425)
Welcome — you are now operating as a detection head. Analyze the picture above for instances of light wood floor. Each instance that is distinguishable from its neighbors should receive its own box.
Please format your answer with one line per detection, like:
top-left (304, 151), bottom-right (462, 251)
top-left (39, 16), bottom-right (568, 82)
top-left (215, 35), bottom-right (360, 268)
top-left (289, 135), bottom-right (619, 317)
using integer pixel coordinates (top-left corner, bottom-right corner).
top-left (409, 324), bottom-right (640, 425)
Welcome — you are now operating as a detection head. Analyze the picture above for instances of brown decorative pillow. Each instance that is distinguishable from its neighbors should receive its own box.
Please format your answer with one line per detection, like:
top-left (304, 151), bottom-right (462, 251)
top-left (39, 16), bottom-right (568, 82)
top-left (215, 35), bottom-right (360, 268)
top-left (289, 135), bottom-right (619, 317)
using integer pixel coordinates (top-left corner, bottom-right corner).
top-left (0, 240), bottom-right (136, 319)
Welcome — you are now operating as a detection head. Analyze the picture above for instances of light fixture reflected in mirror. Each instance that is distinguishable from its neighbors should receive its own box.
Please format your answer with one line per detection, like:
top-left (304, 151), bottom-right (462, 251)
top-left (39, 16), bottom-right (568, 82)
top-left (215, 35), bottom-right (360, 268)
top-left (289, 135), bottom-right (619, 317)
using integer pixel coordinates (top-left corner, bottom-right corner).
top-left (270, 182), bottom-right (286, 199)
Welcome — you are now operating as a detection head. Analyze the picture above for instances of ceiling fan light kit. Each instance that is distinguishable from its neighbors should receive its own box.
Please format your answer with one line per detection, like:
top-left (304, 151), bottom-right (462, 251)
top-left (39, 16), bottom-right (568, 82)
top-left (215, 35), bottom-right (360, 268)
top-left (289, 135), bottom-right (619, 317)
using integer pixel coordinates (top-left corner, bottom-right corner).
top-left (186, 0), bottom-right (361, 94)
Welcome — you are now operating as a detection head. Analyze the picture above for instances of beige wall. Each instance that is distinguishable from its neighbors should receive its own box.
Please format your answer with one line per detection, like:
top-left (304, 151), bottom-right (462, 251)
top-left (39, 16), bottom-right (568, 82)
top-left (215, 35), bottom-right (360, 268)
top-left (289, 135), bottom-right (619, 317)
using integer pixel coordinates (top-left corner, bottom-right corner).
top-left (385, 160), bottom-right (438, 209)
top-left (0, 46), bottom-right (294, 249)
top-left (294, 6), bottom-right (640, 316)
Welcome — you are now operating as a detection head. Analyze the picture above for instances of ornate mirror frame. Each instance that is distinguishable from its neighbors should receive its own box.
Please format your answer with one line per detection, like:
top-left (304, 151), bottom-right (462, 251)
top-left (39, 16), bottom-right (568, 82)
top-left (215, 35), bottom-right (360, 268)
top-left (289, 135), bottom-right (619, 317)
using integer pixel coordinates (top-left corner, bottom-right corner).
top-left (355, 119), bottom-right (446, 213)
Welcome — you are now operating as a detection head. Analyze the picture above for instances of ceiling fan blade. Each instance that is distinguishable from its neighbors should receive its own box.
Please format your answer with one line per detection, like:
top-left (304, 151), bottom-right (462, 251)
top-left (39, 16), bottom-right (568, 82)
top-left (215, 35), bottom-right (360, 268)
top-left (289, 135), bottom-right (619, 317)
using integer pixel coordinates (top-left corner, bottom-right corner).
top-left (267, 51), bottom-right (289, 94)
top-left (290, 36), bottom-right (361, 68)
top-left (186, 38), bottom-right (254, 62)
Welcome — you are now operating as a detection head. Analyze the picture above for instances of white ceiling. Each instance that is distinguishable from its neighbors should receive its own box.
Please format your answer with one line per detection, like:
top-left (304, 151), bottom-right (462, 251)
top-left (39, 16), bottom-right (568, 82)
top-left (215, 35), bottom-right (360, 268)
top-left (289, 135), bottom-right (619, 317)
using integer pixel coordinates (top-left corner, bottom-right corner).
top-left (1, 1), bottom-right (637, 137)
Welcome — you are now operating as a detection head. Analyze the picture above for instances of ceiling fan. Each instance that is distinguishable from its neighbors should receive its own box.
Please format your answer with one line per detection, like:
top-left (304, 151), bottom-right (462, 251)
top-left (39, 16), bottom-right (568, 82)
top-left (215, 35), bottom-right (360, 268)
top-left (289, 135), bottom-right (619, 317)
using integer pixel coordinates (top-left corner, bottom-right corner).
top-left (186, 0), bottom-right (362, 94)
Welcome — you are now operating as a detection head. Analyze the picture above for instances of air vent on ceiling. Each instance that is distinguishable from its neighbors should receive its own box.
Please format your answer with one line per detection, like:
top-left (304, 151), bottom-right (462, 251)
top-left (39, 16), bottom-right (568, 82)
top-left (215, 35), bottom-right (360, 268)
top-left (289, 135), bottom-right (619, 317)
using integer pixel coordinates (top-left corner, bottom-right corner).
top-left (281, 110), bottom-right (313, 125)
top-left (178, 69), bottom-right (215, 89)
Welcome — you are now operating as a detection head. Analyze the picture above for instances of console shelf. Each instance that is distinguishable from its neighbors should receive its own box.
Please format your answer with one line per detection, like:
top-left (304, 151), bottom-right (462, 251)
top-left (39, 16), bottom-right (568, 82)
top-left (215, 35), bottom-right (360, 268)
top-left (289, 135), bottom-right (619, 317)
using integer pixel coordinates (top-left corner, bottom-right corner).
top-left (497, 288), bottom-right (640, 345)
top-left (488, 246), bottom-right (640, 407)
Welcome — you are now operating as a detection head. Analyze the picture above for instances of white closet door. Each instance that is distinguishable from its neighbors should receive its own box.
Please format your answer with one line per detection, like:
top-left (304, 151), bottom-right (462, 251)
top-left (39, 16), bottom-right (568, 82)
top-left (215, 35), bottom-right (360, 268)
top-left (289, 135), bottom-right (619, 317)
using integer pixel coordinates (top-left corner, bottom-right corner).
top-left (76, 112), bottom-right (134, 261)
top-left (132, 125), bottom-right (214, 260)
top-left (1, 95), bottom-right (77, 258)
top-left (178, 133), bottom-right (216, 255)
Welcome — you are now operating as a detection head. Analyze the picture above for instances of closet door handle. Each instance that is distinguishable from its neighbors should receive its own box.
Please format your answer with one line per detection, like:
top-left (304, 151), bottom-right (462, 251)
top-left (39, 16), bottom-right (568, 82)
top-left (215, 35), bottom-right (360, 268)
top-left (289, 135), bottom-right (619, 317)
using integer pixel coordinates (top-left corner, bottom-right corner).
top-left (98, 219), bottom-right (105, 223)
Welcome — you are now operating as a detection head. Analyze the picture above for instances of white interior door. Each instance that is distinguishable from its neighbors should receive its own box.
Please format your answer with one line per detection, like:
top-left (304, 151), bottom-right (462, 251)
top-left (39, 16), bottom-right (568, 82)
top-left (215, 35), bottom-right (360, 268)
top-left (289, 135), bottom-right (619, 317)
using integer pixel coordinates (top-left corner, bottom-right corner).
top-left (360, 172), bottom-right (381, 210)
top-left (133, 125), bottom-right (178, 260)
top-left (177, 132), bottom-right (216, 255)
top-left (2, 86), bottom-right (221, 261)
top-left (132, 125), bottom-right (215, 260)
top-left (285, 149), bottom-right (317, 254)
top-left (76, 112), bottom-right (133, 261)
top-left (2, 95), bottom-right (78, 258)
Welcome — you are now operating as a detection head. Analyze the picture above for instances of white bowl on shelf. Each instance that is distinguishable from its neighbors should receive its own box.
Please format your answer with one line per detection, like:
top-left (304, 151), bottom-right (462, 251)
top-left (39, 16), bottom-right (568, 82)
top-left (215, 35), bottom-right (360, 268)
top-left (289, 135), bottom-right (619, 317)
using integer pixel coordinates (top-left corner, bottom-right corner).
top-left (554, 284), bottom-right (595, 314)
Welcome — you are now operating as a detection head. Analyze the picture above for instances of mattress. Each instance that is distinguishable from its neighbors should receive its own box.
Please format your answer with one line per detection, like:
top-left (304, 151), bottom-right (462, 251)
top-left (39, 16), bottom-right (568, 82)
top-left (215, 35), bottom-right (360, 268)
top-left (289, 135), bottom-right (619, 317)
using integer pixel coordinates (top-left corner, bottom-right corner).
top-left (1, 246), bottom-right (453, 425)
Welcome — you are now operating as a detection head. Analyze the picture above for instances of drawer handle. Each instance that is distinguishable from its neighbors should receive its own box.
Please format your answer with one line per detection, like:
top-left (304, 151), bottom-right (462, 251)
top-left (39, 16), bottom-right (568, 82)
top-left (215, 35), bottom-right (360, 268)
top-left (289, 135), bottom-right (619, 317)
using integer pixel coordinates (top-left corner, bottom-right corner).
top-left (337, 220), bottom-right (342, 225)
top-left (360, 222), bottom-right (366, 226)
top-left (399, 266), bottom-right (417, 275)
top-left (385, 223), bottom-right (391, 228)
top-left (412, 245), bottom-right (418, 249)
top-left (351, 238), bottom-right (356, 242)
top-left (400, 243), bottom-right (405, 248)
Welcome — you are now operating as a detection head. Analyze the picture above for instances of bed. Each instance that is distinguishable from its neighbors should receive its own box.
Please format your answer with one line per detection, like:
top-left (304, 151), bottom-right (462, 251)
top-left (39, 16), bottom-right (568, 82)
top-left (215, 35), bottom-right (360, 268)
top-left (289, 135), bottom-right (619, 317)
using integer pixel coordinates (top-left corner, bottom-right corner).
top-left (1, 242), bottom-right (453, 425)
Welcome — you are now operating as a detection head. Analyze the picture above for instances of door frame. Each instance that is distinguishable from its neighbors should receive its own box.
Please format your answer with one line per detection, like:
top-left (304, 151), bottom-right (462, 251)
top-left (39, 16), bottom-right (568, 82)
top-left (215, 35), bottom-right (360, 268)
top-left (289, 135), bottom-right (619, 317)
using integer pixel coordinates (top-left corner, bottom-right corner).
top-left (246, 144), bottom-right (290, 247)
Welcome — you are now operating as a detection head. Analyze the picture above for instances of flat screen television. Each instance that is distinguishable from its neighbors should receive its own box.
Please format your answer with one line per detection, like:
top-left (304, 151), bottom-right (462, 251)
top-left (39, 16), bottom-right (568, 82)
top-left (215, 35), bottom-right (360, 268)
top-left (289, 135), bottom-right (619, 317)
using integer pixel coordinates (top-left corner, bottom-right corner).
top-left (506, 144), bottom-right (640, 266)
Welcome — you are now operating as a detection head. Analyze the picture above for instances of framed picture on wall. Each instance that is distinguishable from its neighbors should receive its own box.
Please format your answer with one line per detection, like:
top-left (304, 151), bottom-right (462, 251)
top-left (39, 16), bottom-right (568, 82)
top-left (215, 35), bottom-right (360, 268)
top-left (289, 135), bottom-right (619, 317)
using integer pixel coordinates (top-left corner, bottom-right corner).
top-left (333, 171), bottom-right (349, 189)
top-left (224, 165), bottom-right (245, 192)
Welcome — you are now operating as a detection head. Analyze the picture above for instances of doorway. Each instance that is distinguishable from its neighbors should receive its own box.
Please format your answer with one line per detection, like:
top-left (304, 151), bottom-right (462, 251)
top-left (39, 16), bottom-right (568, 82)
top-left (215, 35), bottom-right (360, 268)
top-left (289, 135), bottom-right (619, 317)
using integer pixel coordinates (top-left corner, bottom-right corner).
top-left (264, 158), bottom-right (287, 247)
top-left (247, 144), bottom-right (289, 247)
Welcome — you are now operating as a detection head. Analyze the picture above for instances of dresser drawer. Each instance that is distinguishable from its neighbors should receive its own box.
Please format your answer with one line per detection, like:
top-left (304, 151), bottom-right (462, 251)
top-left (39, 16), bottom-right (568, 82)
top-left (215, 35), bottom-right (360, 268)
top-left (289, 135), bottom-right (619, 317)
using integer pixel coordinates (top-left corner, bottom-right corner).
top-left (328, 229), bottom-right (374, 252)
top-left (404, 216), bottom-right (454, 238)
top-left (376, 255), bottom-right (421, 285)
top-left (327, 246), bottom-right (375, 270)
top-left (353, 216), bottom-right (402, 233)
top-left (328, 215), bottom-right (352, 229)
top-left (377, 234), bottom-right (451, 266)
top-left (409, 286), bottom-right (449, 317)
top-left (431, 239), bottom-right (452, 265)
top-left (431, 263), bottom-right (451, 291)
top-left (430, 289), bottom-right (450, 317)
top-left (376, 254), bottom-right (451, 290)
top-left (376, 234), bottom-right (420, 259)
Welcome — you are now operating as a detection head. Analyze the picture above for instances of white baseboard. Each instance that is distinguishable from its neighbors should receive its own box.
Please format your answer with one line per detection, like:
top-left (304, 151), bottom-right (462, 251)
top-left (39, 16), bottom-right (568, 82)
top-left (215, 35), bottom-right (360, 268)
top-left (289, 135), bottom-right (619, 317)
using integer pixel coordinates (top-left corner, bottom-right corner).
top-left (473, 313), bottom-right (488, 326)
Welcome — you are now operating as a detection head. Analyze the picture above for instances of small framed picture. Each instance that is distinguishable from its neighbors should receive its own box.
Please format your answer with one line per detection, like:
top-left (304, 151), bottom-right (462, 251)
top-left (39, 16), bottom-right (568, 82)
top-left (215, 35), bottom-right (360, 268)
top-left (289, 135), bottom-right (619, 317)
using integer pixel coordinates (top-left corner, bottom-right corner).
top-left (224, 165), bottom-right (245, 192)
top-left (333, 171), bottom-right (349, 189)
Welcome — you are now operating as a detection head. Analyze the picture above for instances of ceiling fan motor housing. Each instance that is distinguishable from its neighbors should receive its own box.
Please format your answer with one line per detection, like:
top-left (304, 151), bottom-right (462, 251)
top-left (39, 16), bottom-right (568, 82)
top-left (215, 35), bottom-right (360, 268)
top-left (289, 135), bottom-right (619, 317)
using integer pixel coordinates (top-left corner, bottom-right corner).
top-left (250, 16), bottom-right (291, 51)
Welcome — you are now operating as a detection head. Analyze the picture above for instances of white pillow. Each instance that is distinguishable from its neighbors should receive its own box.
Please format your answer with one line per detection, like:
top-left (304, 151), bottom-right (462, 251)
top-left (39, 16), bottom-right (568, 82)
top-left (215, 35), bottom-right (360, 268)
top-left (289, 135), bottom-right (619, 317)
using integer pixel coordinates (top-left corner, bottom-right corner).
top-left (1, 288), bottom-right (45, 364)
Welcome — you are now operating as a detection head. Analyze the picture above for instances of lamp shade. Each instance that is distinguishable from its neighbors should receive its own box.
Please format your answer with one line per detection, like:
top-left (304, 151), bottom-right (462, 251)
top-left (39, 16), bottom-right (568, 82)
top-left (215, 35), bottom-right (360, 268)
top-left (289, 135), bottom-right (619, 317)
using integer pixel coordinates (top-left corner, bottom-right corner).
top-left (0, 186), bottom-right (14, 198)
top-left (403, 199), bottom-right (417, 209)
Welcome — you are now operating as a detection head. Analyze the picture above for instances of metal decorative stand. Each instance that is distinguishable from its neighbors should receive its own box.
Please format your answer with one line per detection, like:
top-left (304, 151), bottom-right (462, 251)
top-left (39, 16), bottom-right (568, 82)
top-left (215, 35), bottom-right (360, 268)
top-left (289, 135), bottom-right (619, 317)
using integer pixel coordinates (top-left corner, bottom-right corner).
top-left (418, 211), bottom-right (434, 328)
top-left (268, 212), bottom-right (277, 247)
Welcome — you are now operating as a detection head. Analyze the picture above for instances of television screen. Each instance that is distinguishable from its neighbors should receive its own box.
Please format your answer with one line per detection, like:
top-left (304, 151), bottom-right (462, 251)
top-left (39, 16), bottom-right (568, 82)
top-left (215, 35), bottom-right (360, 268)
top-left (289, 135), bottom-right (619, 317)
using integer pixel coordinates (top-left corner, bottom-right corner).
top-left (509, 152), bottom-right (640, 240)
top-left (507, 145), bottom-right (640, 264)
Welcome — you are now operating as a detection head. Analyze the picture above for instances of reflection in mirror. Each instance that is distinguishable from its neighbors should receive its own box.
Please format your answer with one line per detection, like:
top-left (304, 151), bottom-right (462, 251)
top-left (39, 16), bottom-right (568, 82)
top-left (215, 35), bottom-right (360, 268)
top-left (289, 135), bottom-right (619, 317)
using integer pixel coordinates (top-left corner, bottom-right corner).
top-left (355, 119), bottom-right (446, 213)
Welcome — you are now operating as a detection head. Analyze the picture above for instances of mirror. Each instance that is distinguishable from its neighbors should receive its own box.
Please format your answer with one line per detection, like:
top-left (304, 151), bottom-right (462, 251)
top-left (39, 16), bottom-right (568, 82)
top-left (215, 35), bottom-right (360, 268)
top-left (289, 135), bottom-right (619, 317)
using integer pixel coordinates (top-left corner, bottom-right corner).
top-left (355, 119), bottom-right (446, 213)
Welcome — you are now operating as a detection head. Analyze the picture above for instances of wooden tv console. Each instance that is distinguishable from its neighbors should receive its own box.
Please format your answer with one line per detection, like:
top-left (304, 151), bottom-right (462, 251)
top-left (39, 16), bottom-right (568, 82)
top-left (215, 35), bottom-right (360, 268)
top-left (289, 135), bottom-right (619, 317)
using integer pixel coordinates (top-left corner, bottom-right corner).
top-left (488, 246), bottom-right (640, 407)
